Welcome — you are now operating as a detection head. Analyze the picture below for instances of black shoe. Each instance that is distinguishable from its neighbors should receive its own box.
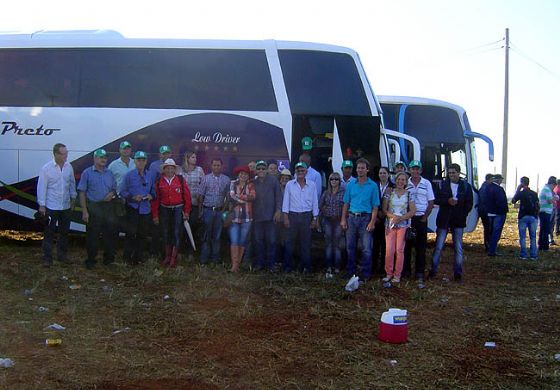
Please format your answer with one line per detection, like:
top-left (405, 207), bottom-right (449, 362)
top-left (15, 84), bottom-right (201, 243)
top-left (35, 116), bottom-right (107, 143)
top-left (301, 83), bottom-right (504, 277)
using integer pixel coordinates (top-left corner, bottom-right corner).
top-left (453, 273), bottom-right (463, 283)
top-left (42, 259), bottom-right (53, 268)
top-left (427, 270), bottom-right (437, 280)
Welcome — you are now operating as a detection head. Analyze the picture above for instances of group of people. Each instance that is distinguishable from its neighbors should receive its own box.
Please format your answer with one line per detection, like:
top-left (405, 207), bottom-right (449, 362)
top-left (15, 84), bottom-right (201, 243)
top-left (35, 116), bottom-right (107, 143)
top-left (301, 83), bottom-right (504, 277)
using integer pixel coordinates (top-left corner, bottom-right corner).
top-left (37, 140), bottom-right (483, 289)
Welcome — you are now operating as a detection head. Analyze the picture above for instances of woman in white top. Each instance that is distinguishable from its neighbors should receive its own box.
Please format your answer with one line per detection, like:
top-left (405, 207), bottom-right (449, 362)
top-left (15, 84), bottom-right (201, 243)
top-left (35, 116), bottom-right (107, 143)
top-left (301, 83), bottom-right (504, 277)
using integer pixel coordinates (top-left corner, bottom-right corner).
top-left (382, 172), bottom-right (416, 283)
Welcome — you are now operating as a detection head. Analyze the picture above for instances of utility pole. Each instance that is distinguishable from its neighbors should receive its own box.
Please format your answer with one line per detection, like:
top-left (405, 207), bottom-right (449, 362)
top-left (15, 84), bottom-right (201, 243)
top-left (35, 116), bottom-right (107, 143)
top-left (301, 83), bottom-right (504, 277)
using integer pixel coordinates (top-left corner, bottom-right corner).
top-left (502, 28), bottom-right (510, 189)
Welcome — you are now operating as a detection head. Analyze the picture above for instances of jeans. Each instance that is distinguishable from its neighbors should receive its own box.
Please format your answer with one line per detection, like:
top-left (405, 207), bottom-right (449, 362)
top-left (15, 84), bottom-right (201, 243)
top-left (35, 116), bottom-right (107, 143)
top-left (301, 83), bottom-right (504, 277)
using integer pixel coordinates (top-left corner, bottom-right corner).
top-left (518, 215), bottom-right (538, 258)
top-left (538, 212), bottom-right (552, 250)
top-left (479, 213), bottom-right (491, 252)
top-left (42, 208), bottom-right (72, 263)
top-left (284, 212), bottom-right (313, 272)
top-left (403, 216), bottom-right (428, 278)
top-left (254, 220), bottom-right (277, 270)
top-left (124, 206), bottom-right (151, 262)
top-left (322, 217), bottom-right (342, 270)
top-left (384, 227), bottom-right (406, 278)
top-left (431, 227), bottom-right (464, 276)
top-left (200, 208), bottom-right (224, 263)
top-left (159, 206), bottom-right (183, 248)
top-left (229, 221), bottom-right (252, 246)
top-left (86, 201), bottom-right (117, 266)
top-left (346, 214), bottom-right (373, 278)
top-left (487, 214), bottom-right (506, 256)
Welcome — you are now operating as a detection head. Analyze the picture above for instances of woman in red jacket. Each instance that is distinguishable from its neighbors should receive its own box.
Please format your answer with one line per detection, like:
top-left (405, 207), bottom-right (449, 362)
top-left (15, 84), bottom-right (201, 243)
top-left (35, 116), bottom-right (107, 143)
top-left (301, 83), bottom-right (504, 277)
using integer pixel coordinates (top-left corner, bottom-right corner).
top-left (152, 158), bottom-right (191, 267)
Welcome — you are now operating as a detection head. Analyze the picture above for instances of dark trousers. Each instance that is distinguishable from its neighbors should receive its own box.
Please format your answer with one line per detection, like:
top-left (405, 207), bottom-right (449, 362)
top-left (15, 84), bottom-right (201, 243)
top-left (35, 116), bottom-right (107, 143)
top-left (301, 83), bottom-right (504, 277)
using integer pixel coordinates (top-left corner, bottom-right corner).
top-left (123, 206), bottom-right (151, 263)
top-left (488, 214), bottom-right (506, 255)
top-left (480, 213), bottom-right (491, 252)
top-left (284, 212), bottom-right (313, 272)
top-left (538, 212), bottom-right (552, 250)
top-left (160, 206), bottom-right (183, 248)
top-left (86, 202), bottom-right (117, 266)
top-left (403, 216), bottom-right (428, 279)
top-left (200, 208), bottom-right (224, 263)
top-left (254, 220), bottom-right (277, 270)
top-left (371, 219), bottom-right (386, 274)
top-left (42, 208), bottom-right (72, 264)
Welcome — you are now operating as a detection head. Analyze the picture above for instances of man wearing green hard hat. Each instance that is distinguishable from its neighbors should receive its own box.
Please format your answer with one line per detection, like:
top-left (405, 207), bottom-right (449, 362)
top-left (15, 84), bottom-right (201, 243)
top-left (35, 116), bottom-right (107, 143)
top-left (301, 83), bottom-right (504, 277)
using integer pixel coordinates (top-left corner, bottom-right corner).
top-left (149, 145), bottom-right (172, 183)
top-left (119, 151), bottom-right (155, 265)
top-left (108, 140), bottom-right (135, 194)
top-left (341, 159), bottom-right (356, 189)
top-left (77, 148), bottom-right (118, 269)
top-left (403, 159), bottom-right (435, 288)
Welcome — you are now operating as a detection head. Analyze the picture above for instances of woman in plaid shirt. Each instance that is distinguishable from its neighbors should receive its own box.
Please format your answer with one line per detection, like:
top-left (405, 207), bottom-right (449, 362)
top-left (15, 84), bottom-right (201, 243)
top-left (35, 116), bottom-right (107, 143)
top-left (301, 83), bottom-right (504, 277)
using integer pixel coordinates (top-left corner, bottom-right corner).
top-left (319, 172), bottom-right (345, 273)
top-left (229, 166), bottom-right (256, 272)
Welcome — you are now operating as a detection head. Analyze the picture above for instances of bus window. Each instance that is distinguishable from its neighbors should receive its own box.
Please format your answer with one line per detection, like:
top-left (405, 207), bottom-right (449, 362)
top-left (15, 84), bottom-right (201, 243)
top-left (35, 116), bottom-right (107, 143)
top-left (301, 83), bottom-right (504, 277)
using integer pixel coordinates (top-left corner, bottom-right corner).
top-left (336, 116), bottom-right (381, 176)
top-left (0, 48), bottom-right (278, 111)
top-left (279, 50), bottom-right (371, 117)
top-left (0, 49), bottom-right (79, 107)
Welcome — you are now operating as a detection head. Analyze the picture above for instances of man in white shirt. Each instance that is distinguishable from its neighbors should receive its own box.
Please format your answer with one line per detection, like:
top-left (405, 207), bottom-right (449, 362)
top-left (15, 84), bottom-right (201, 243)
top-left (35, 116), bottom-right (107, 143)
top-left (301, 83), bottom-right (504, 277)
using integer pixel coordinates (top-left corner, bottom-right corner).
top-left (37, 143), bottom-right (77, 267)
top-left (403, 160), bottom-right (434, 286)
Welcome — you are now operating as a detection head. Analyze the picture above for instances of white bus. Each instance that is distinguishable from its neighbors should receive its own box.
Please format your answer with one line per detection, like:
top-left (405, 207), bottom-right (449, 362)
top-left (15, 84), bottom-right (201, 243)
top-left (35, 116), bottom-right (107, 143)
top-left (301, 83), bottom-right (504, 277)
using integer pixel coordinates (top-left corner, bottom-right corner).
top-left (379, 96), bottom-right (495, 232)
top-left (0, 30), bottom-right (417, 230)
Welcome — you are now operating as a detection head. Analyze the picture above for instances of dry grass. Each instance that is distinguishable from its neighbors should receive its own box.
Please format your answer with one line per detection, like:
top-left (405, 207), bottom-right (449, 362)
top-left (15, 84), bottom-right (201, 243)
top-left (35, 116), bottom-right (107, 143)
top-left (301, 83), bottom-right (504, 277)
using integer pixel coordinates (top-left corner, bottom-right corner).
top-left (0, 212), bottom-right (559, 389)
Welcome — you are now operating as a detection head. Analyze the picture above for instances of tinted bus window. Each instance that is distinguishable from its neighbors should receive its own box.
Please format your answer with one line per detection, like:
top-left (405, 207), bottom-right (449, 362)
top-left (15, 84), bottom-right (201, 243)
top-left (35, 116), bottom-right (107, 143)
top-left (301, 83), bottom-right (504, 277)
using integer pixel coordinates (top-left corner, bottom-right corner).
top-left (0, 48), bottom-right (278, 111)
top-left (279, 50), bottom-right (371, 116)
top-left (0, 49), bottom-right (80, 107)
top-left (403, 105), bottom-right (463, 144)
top-left (380, 103), bottom-right (400, 130)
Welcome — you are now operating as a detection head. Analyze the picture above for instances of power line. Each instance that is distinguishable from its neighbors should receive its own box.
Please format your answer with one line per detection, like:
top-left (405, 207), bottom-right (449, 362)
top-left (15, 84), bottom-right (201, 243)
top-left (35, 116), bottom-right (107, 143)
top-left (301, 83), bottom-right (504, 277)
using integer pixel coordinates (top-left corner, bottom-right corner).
top-left (510, 40), bottom-right (560, 80)
top-left (464, 39), bottom-right (504, 53)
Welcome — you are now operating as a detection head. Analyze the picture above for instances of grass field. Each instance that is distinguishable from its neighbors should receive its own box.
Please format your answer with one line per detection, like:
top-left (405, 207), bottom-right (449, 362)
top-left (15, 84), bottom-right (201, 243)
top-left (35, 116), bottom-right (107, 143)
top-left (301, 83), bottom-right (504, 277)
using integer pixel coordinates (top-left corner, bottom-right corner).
top-left (0, 212), bottom-right (559, 389)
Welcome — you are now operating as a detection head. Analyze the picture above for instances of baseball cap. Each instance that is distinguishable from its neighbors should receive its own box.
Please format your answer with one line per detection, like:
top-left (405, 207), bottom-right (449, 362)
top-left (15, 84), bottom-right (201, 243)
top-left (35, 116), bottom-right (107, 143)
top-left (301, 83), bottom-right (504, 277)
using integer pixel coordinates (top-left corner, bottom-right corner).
top-left (409, 160), bottom-right (422, 169)
top-left (295, 162), bottom-right (308, 170)
top-left (119, 141), bottom-right (132, 149)
top-left (255, 160), bottom-right (267, 168)
top-left (159, 145), bottom-right (172, 154)
top-left (94, 148), bottom-right (107, 158)
top-left (341, 160), bottom-right (353, 168)
top-left (301, 137), bottom-right (313, 151)
top-left (395, 161), bottom-right (406, 167)
top-left (134, 151), bottom-right (148, 159)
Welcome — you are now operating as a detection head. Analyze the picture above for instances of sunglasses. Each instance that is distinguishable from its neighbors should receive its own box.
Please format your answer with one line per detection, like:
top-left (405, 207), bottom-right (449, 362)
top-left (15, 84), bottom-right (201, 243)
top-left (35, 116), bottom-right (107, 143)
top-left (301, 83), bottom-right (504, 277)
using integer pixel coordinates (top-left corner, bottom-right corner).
top-left (330, 178), bottom-right (340, 181)
top-left (256, 167), bottom-right (267, 171)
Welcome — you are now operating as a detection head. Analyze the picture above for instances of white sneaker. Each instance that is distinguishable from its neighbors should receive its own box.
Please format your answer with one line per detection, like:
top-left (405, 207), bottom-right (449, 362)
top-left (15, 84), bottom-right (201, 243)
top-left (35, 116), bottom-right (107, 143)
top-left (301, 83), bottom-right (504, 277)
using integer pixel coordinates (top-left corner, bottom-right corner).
top-left (392, 277), bottom-right (401, 283)
top-left (382, 276), bottom-right (392, 282)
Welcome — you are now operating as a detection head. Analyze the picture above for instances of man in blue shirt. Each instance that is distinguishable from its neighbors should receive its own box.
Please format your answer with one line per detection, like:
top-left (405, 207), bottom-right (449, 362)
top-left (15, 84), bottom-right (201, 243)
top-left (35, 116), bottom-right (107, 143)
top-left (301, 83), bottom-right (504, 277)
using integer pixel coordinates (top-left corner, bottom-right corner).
top-left (340, 158), bottom-right (380, 280)
top-left (253, 160), bottom-right (282, 271)
top-left (149, 145), bottom-right (172, 183)
top-left (119, 151), bottom-right (155, 265)
top-left (78, 148), bottom-right (117, 269)
top-left (282, 162), bottom-right (319, 273)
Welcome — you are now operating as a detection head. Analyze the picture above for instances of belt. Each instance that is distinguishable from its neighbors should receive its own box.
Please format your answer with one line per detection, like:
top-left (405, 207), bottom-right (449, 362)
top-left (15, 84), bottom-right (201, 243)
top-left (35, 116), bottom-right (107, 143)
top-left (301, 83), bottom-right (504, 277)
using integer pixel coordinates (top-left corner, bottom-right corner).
top-left (204, 206), bottom-right (223, 211)
top-left (349, 212), bottom-right (371, 217)
top-left (161, 204), bottom-right (183, 209)
top-left (288, 211), bottom-right (312, 215)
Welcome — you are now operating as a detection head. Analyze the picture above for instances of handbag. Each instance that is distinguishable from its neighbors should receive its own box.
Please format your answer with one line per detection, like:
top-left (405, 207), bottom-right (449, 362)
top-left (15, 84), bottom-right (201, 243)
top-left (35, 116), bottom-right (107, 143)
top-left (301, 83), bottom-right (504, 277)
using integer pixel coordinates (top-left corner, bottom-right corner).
top-left (222, 210), bottom-right (234, 228)
top-left (405, 227), bottom-right (416, 241)
top-left (404, 191), bottom-right (416, 241)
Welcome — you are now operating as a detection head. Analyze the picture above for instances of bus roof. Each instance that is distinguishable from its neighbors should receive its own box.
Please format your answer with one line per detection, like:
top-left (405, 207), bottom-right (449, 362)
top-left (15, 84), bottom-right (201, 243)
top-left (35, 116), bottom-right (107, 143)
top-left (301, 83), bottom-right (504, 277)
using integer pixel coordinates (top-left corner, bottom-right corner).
top-left (0, 30), bottom-right (358, 55)
top-left (377, 95), bottom-right (466, 116)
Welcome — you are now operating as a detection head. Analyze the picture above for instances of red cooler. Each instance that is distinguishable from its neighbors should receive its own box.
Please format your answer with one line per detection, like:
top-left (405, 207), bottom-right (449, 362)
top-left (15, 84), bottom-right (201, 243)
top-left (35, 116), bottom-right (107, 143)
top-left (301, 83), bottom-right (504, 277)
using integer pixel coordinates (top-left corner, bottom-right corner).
top-left (378, 308), bottom-right (408, 344)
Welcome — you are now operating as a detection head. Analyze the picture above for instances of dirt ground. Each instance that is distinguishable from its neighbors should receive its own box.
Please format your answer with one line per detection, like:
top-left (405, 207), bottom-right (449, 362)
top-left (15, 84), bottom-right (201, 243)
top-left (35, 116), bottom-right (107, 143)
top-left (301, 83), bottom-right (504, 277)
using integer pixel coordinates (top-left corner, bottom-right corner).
top-left (0, 212), bottom-right (559, 389)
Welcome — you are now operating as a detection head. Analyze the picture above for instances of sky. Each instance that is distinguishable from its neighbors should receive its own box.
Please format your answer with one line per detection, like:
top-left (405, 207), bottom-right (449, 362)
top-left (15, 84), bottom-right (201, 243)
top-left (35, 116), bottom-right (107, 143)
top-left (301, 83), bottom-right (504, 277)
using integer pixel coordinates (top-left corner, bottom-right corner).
top-left (3, 0), bottom-right (559, 195)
